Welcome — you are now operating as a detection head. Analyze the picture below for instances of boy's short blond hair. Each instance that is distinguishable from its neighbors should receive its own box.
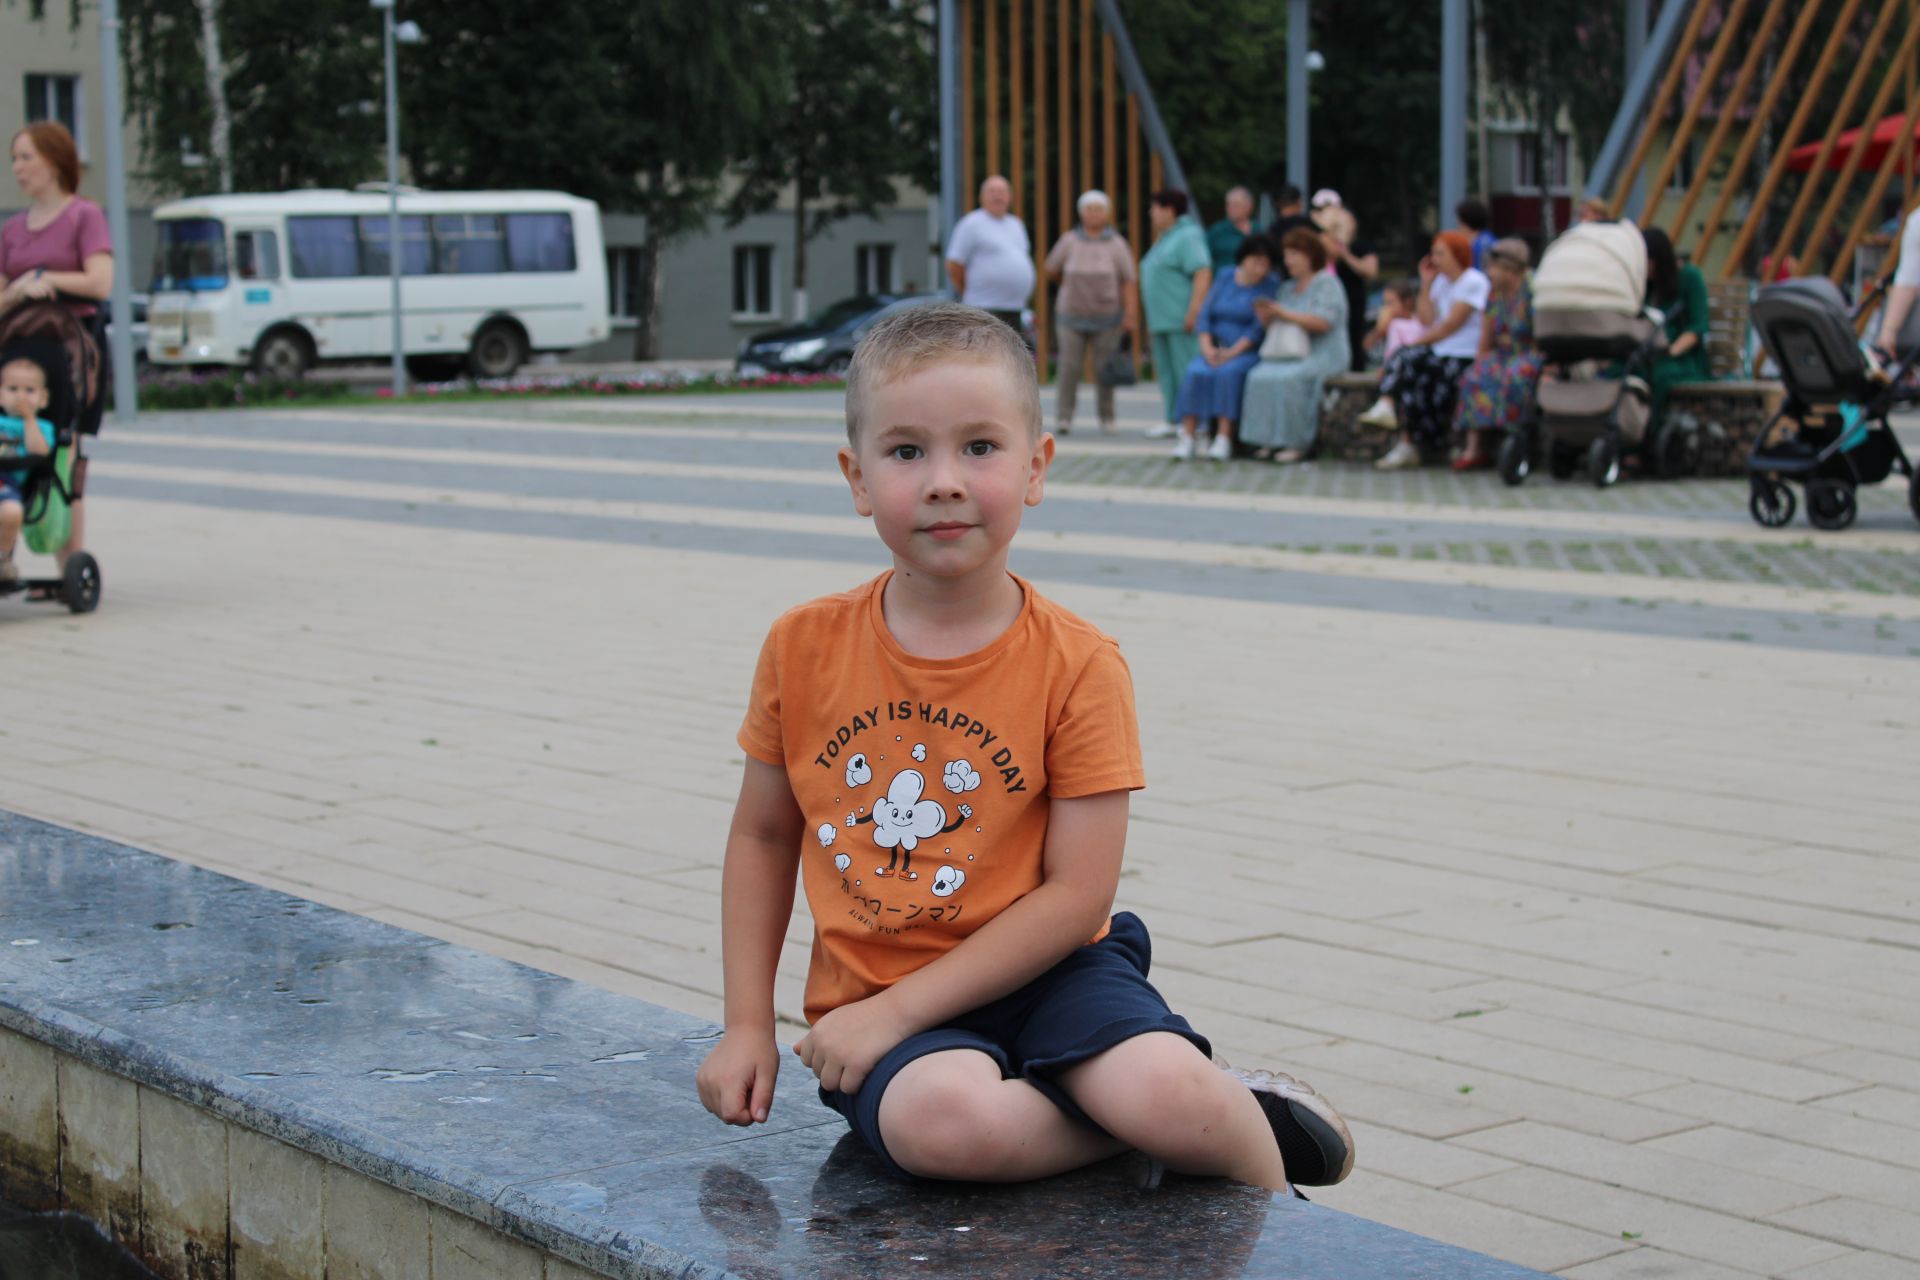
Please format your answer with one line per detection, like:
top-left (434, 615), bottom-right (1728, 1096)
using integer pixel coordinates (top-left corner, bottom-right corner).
top-left (844, 301), bottom-right (1041, 445)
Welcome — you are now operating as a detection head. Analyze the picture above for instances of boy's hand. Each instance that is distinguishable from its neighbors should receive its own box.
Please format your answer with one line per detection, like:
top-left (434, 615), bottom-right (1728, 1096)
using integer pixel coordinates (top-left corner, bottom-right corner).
top-left (696, 1029), bottom-right (781, 1126)
top-left (794, 995), bottom-right (911, 1096)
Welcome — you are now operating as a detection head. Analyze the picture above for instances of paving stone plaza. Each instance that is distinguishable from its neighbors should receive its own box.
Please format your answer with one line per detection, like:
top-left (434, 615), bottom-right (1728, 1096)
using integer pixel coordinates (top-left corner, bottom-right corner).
top-left (6, 382), bottom-right (1918, 1277)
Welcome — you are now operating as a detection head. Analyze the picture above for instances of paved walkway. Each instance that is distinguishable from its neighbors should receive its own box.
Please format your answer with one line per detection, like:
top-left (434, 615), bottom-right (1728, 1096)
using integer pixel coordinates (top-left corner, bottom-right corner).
top-left (5, 384), bottom-right (1918, 1278)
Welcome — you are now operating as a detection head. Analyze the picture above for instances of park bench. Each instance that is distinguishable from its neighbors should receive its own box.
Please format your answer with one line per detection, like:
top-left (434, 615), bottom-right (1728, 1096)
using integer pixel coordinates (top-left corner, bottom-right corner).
top-left (0, 811), bottom-right (1547, 1279)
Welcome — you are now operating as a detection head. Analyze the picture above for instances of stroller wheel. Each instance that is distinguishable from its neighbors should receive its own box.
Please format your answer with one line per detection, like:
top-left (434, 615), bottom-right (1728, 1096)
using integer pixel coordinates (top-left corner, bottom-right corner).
top-left (1652, 421), bottom-right (1699, 479)
top-left (1749, 479), bottom-right (1796, 528)
top-left (1497, 434), bottom-right (1529, 486)
top-left (1587, 437), bottom-right (1621, 488)
top-left (1805, 478), bottom-right (1857, 531)
top-left (61, 551), bottom-right (101, 614)
top-left (1909, 468), bottom-right (1920, 526)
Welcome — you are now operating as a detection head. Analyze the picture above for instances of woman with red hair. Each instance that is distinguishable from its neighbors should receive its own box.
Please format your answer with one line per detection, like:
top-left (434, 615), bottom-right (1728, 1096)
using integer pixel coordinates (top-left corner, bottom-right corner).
top-left (1, 120), bottom-right (114, 564)
top-left (1364, 229), bottom-right (1489, 471)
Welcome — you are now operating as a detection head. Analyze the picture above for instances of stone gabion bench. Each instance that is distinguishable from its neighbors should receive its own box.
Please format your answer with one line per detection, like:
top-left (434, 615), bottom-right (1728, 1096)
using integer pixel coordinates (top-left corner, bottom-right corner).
top-left (1315, 371), bottom-right (1780, 476)
top-left (0, 812), bottom-right (1547, 1279)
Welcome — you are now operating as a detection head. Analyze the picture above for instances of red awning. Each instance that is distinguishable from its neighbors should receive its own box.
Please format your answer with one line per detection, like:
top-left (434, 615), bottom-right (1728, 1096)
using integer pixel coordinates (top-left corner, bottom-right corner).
top-left (1788, 113), bottom-right (1920, 173)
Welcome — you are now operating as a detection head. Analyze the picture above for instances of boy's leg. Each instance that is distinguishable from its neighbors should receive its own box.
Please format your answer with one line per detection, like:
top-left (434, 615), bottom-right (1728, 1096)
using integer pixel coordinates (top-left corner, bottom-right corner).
top-left (874, 1048), bottom-right (1127, 1182)
top-left (0, 498), bottom-right (22, 572)
top-left (1056, 1032), bottom-right (1289, 1190)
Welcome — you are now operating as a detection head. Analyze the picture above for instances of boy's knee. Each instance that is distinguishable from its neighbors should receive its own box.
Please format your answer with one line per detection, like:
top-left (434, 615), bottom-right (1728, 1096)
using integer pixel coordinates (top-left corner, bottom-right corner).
top-left (879, 1065), bottom-right (1015, 1181)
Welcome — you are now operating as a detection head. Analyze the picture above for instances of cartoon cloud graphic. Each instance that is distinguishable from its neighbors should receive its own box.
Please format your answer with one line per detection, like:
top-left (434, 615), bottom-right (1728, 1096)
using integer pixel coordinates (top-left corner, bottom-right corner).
top-left (943, 760), bottom-right (982, 794)
top-left (816, 823), bottom-right (837, 848)
top-left (845, 753), bottom-right (873, 788)
top-left (833, 853), bottom-right (851, 873)
top-left (931, 866), bottom-right (966, 897)
top-left (870, 769), bottom-right (946, 853)
top-left (912, 743), bottom-right (927, 762)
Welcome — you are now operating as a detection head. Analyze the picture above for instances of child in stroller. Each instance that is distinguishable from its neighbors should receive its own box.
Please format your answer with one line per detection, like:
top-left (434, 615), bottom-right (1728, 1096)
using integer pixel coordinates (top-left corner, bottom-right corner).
top-left (1746, 275), bottom-right (1918, 532)
top-left (0, 353), bottom-right (54, 581)
top-left (1498, 219), bottom-right (1682, 488)
top-left (0, 300), bottom-right (103, 611)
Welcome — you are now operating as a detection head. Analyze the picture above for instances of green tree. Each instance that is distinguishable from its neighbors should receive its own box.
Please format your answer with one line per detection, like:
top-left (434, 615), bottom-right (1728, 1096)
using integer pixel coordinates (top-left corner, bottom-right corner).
top-left (724, 0), bottom-right (934, 322)
top-left (401, 0), bottom-right (788, 355)
top-left (118, 0), bottom-right (384, 194)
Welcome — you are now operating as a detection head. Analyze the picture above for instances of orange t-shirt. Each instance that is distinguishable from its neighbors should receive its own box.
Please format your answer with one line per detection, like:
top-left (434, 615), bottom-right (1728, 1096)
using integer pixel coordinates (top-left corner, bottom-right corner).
top-left (738, 572), bottom-right (1145, 1024)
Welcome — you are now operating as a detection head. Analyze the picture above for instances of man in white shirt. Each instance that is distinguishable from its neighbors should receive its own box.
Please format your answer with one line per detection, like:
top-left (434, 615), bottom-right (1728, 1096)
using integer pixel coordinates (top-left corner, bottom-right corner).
top-left (946, 175), bottom-right (1034, 338)
top-left (1872, 206), bottom-right (1920, 363)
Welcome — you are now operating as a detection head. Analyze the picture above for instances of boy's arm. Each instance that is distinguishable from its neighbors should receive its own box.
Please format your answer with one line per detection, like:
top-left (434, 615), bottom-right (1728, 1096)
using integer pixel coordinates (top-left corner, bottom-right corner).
top-left (794, 789), bottom-right (1128, 1096)
top-left (696, 757), bottom-right (804, 1126)
top-left (22, 417), bottom-right (49, 456)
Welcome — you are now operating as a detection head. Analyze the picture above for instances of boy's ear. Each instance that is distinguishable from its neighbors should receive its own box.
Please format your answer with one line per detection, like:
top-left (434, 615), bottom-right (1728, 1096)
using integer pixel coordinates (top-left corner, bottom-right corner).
top-left (838, 445), bottom-right (874, 518)
top-left (1024, 431), bottom-right (1055, 508)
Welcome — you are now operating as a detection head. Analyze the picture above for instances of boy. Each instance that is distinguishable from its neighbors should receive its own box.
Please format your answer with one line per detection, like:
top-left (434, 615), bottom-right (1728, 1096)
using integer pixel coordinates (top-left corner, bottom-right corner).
top-left (0, 355), bottom-right (53, 585)
top-left (695, 302), bottom-right (1353, 1192)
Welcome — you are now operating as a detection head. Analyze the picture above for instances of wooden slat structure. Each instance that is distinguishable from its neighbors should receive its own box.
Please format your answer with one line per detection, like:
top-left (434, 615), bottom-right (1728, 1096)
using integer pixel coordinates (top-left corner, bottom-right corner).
top-left (1616, 0), bottom-right (1920, 295)
top-left (959, 0), bottom-right (1166, 377)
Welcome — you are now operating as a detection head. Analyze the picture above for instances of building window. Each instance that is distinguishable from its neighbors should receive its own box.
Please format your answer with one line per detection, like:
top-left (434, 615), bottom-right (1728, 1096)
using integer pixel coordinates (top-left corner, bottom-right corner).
top-left (608, 247), bottom-right (649, 324)
top-left (855, 243), bottom-right (895, 294)
top-left (1516, 133), bottom-right (1571, 191)
top-left (733, 244), bottom-right (776, 318)
top-left (1666, 138), bottom-right (1699, 194)
top-left (24, 74), bottom-right (82, 155)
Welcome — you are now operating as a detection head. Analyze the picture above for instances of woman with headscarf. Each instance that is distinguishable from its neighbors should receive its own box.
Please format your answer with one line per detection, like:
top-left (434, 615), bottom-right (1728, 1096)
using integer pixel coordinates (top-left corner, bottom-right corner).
top-left (1045, 189), bottom-right (1137, 434)
top-left (1449, 237), bottom-right (1541, 470)
top-left (1369, 230), bottom-right (1490, 471)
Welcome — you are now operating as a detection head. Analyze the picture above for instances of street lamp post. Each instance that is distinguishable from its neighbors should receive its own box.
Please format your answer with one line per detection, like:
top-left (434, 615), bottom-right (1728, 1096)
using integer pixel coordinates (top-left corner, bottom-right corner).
top-left (370, 0), bottom-right (419, 399)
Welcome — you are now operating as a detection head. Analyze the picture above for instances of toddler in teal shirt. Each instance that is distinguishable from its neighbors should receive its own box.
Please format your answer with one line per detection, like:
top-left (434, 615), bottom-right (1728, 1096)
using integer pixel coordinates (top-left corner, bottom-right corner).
top-left (0, 355), bottom-right (53, 584)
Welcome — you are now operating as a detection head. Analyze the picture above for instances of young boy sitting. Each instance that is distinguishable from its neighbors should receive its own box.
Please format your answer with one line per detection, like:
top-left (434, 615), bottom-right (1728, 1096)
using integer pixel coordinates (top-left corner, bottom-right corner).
top-left (0, 355), bottom-right (53, 585)
top-left (696, 301), bottom-right (1353, 1192)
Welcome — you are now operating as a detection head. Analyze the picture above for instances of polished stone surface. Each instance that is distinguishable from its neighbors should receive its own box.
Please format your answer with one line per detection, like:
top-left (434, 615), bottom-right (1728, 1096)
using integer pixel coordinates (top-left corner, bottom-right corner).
top-left (0, 812), bottom-right (1545, 1278)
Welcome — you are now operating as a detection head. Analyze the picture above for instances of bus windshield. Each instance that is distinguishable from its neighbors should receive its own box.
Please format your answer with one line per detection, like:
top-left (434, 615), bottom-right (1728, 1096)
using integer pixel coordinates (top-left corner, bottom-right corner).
top-left (152, 218), bottom-right (230, 292)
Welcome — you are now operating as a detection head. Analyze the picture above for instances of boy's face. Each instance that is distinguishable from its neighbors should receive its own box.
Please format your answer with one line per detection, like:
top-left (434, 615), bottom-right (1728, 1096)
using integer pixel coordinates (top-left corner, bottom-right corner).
top-left (839, 358), bottom-right (1051, 587)
top-left (0, 361), bottom-right (48, 421)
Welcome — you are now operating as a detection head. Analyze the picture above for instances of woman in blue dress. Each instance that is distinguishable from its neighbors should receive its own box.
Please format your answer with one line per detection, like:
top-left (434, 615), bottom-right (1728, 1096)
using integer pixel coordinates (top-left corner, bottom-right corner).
top-left (1171, 235), bottom-right (1280, 461)
top-left (1239, 227), bottom-right (1350, 462)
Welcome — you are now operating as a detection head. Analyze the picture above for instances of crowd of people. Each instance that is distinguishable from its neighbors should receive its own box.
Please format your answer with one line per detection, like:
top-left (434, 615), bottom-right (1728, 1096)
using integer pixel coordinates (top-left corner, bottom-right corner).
top-left (944, 179), bottom-right (1717, 471)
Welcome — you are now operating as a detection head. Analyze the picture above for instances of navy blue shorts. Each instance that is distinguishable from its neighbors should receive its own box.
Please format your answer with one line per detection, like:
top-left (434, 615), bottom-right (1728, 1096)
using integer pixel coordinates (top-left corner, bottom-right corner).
top-left (818, 911), bottom-right (1210, 1178)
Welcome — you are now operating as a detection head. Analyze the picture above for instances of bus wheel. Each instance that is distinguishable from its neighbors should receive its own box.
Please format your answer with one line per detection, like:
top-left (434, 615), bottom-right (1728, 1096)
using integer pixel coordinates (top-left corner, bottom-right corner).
top-left (468, 322), bottom-right (527, 380)
top-left (252, 328), bottom-right (312, 380)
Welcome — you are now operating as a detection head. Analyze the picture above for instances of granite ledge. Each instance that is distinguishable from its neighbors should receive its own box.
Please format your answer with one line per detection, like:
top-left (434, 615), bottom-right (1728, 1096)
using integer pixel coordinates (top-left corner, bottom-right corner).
top-left (0, 811), bottom-right (1548, 1279)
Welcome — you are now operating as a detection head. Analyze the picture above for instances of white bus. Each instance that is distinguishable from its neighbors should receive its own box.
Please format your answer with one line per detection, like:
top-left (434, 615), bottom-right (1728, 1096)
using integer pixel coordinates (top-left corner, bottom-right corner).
top-left (145, 188), bottom-right (610, 379)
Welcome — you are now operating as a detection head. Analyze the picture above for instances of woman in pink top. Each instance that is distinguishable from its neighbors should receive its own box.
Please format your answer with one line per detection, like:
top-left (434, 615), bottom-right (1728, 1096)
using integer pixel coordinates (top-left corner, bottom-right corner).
top-left (1, 121), bottom-right (114, 563)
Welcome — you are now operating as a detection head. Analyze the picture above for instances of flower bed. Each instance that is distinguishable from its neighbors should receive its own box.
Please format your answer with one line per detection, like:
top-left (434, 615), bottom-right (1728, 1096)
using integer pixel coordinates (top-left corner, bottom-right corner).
top-left (128, 367), bottom-right (846, 411)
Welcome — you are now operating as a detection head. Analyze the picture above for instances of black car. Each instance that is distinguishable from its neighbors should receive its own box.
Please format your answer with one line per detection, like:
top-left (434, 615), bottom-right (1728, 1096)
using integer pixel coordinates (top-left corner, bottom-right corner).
top-left (735, 294), bottom-right (908, 376)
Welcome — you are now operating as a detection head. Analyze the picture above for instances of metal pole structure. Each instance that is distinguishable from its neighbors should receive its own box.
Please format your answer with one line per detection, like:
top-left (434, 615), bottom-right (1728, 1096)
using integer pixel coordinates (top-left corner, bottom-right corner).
top-left (938, 0), bottom-right (960, 278)
top-left (381, 2), bottom-right (405, 397)
top-left (1590, 0), bottom-right (1702, 205)
top-left (97, 0), bottom-right (137, 420)
top-left (1092, 0), bottom-right (1187, 194)
top-left (1441, 0), bottom-right (1467, 226)
top-left (1287, 0), bottom-right (1308, 195)
top-left (1625, 0), bottom-right (1648, 215)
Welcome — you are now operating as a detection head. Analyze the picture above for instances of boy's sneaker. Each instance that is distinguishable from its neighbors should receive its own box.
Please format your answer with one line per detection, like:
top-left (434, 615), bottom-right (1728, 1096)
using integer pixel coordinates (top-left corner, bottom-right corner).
top-left (1226, 1065), bottom-right (1355, 1187)
top-left (1170, 434), bottom-right (1196, 461)
top-left (1146, 422), bottom-right (1178, 439)
top-left (0, 557), bottom-right (16, 585)
top-left (1358, 396), bottom-right (1398, 428)
top-left (1206, 433), bottom-right (1233, 462)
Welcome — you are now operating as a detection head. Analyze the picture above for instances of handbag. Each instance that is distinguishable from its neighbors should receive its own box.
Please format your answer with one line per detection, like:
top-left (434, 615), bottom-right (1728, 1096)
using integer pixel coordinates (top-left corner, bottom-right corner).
top-left (1260, 319), bottom-right (1310, 361)
top-left (1097, 334), bottom-right (1138, 387)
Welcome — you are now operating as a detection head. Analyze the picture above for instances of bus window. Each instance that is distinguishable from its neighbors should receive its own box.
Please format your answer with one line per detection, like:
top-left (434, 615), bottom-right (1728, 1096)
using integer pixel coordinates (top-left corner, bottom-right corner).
top-left (235, 230), bottom-right (281, 281)
top-left (432, 214), bottom-right (506, 274)
top-left (506, 214), bottom-right (576, 273)
top-left (151, 218), bottom-right (229, 291)
top-left (289, 217), bottom-right (361, 278)
top-left (359, 216), bottom-right (433, 276)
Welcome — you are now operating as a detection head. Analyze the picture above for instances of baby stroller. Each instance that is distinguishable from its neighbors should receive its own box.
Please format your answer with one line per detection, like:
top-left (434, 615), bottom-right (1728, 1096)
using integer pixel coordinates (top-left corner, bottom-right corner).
top-left (1498, 220), bottom-right (1679, 488)
top-left (0, 299), bottom-right (104, 612)
top-left (1746, 276), bottom-right (1918, 531)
